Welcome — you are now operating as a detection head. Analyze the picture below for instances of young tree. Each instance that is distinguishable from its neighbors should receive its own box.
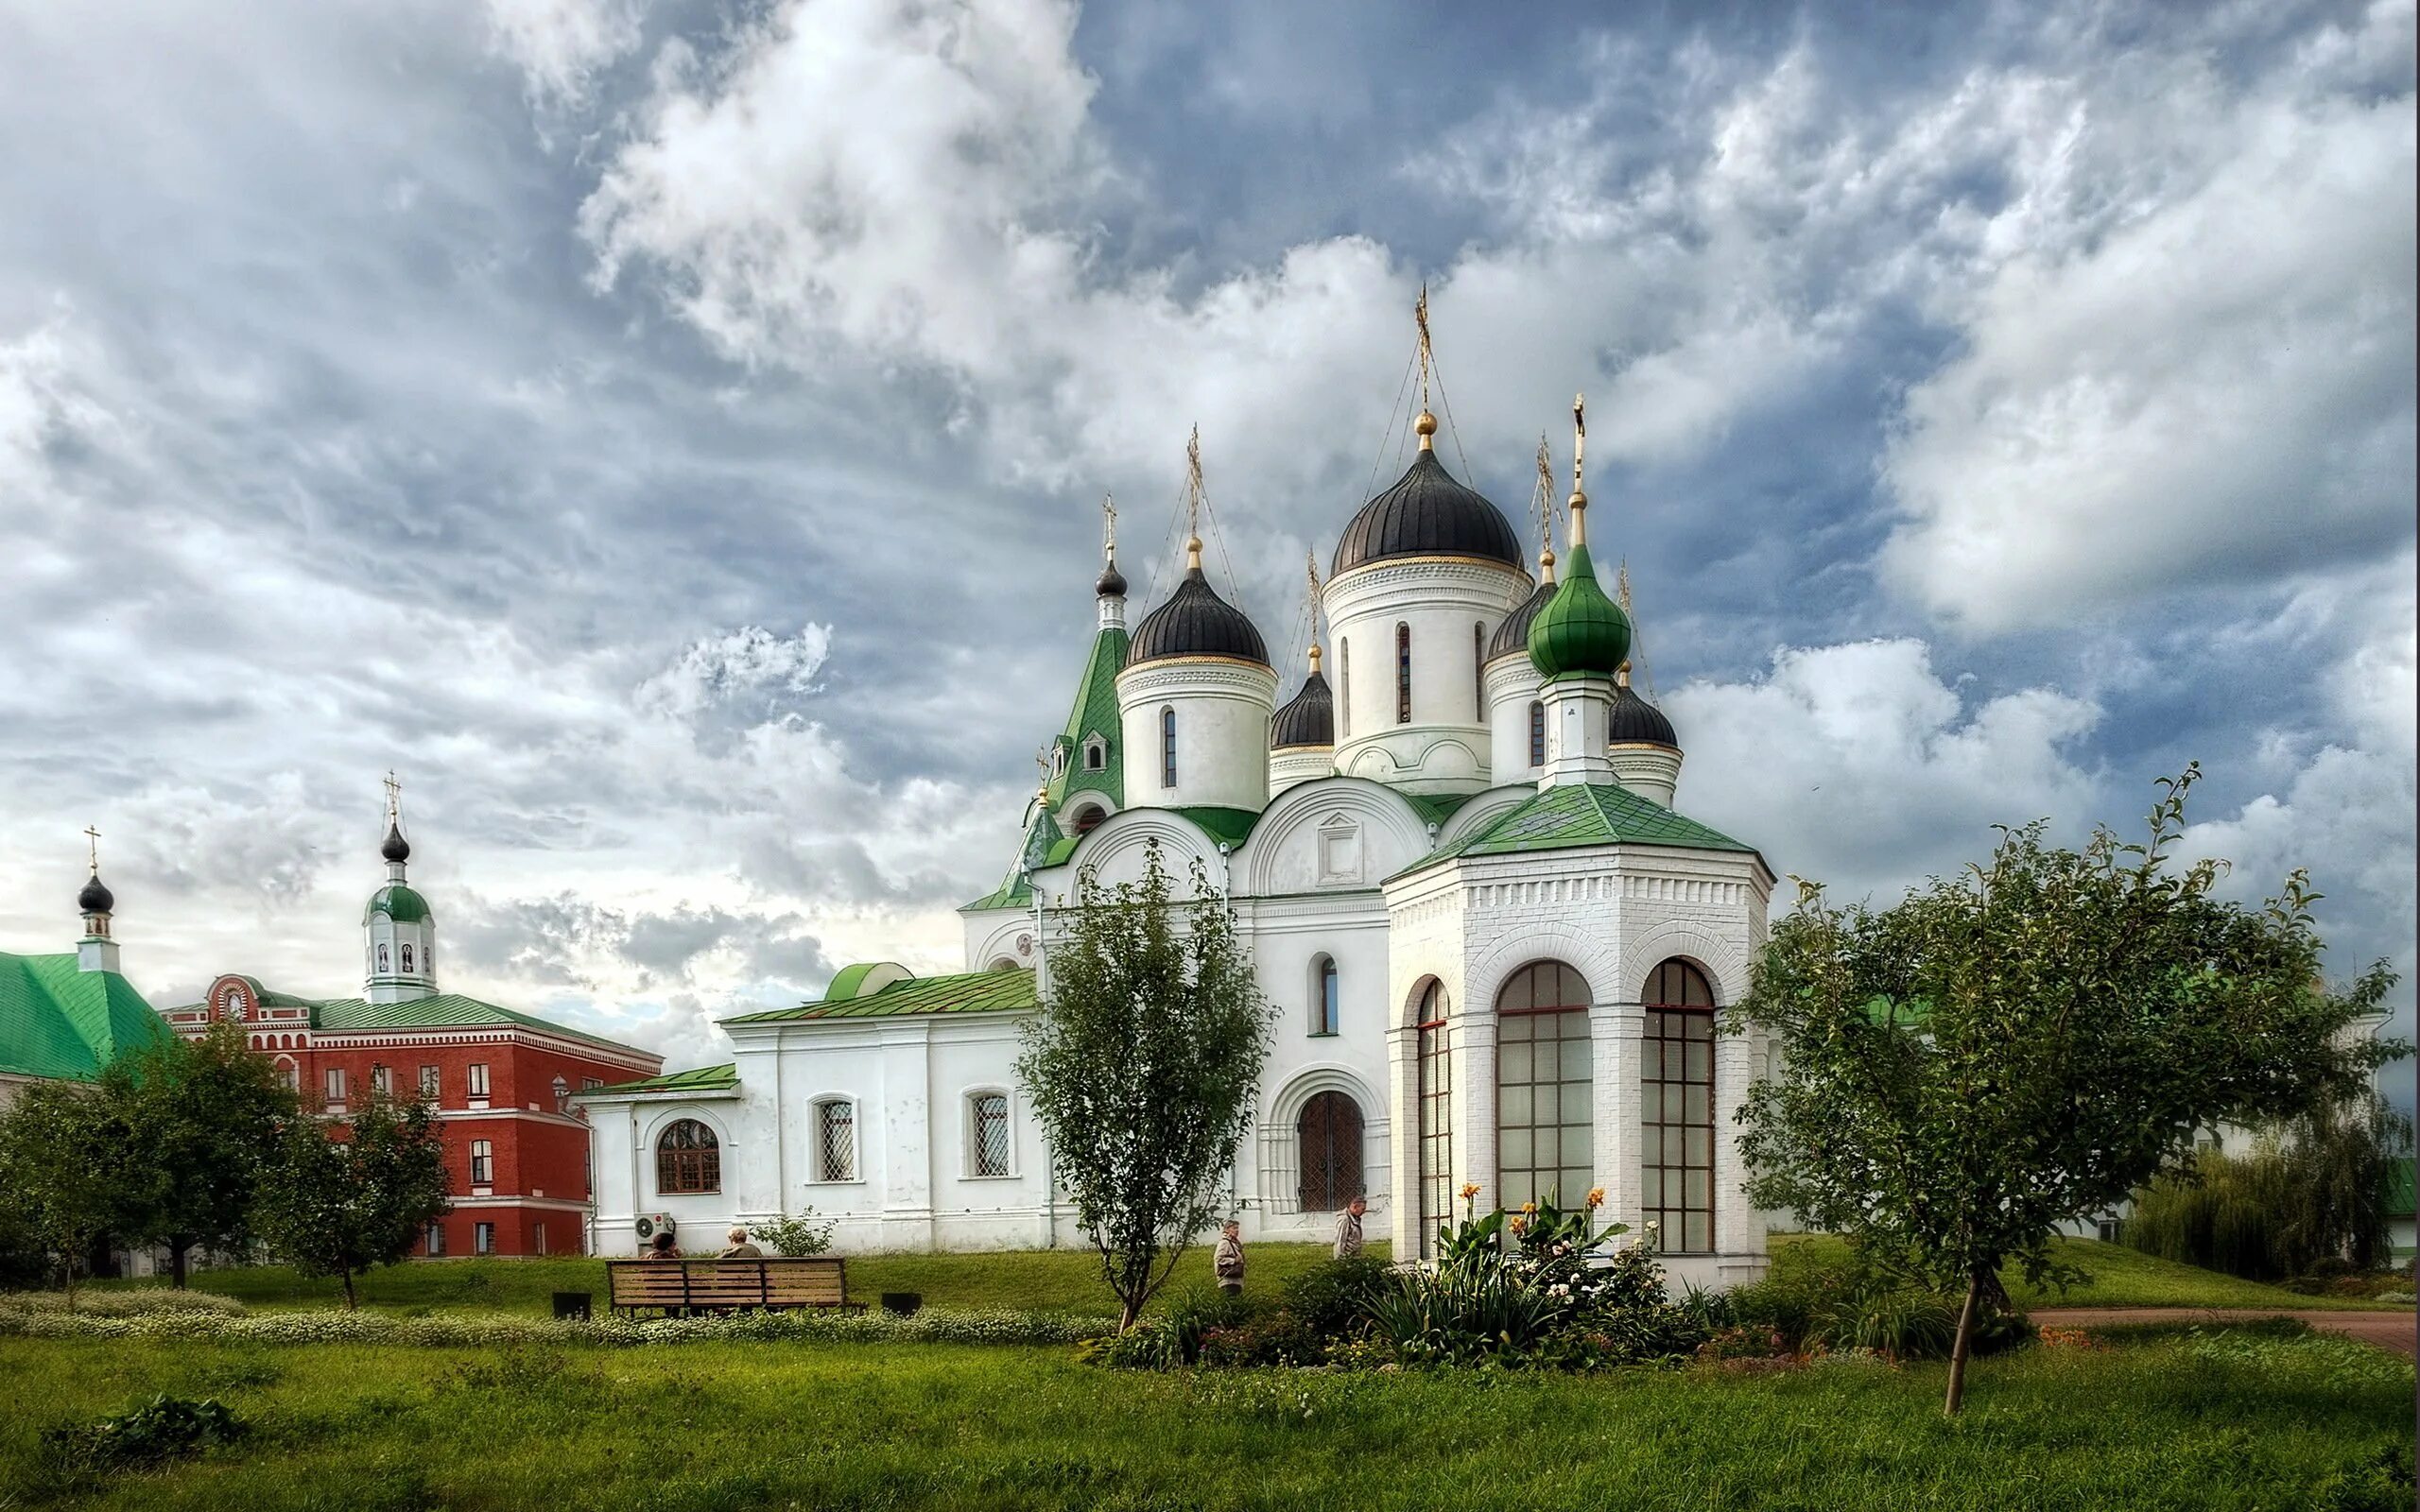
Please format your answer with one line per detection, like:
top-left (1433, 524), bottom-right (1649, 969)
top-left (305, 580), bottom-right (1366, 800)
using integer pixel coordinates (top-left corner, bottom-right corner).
top-left (1017, 843), bottom-right (1272, 1331)
top-left (0, 1078), bottom-right (145, 1306)
top-left (253, 1091), bottom-right (451, 1309)
top-left (1735, 767), bottom-right (2404, 1415)
top-left (102, 1024), bottom-right (299, 1286)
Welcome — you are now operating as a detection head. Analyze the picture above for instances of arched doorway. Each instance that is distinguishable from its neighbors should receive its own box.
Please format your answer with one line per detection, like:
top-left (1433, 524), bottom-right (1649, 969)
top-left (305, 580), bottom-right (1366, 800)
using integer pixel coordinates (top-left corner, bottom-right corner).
top-left (1642, 958), bottom-right (1716, 1253)
top-left (1494, 960), bottom-right (1593, 1211)
top-left (1295, 1091), bottom-right (1364, 1211)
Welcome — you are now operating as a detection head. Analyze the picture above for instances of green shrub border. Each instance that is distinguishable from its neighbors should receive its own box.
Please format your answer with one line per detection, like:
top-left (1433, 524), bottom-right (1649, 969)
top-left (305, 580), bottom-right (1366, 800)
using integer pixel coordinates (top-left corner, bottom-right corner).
top-left (0, 1302), bottom-right (1113, 1349)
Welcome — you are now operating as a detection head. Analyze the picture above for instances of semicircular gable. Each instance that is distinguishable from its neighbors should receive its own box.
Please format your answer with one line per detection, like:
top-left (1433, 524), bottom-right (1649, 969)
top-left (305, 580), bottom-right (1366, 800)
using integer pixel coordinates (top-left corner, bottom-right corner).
top-left (1235, 777), bottom-right (1433, 895)
top-left (1041, 808), bottom-right (1224, 899)
top-left (1435, 784), bottom-right (1533, 848)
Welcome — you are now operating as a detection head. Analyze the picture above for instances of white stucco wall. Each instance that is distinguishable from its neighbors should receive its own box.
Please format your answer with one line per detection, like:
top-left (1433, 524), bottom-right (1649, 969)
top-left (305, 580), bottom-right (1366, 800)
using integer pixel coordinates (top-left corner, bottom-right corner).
top-left (1325, 557), bottom-right (1530, 795)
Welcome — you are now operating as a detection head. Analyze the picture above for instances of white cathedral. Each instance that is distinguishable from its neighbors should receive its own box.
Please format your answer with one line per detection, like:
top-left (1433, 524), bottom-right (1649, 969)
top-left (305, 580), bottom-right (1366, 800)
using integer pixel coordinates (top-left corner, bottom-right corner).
top-left (582, 384), bottom-right (1779, 1289)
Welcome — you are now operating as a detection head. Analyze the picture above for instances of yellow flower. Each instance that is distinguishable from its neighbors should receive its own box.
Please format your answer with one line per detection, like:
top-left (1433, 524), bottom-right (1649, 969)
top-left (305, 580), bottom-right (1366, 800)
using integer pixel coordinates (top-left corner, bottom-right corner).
top-left (1459, 1183), bottom-right (1479, 1201)
top-left (1508, 1215), bottom-right (1527, 1234)
top-left (1521, 1200), bottom-right (1538, 1214)
top-left (1584, 1187), bottom-right (1606, 1210)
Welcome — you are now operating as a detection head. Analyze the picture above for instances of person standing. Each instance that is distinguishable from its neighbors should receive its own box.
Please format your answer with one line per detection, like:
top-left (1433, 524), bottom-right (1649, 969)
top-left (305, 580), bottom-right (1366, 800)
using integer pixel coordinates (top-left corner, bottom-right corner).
top-left (1332, 1195), bottom-right (1366, 1260)
top-left (1213, 1219), bottom-right (1246, 1296)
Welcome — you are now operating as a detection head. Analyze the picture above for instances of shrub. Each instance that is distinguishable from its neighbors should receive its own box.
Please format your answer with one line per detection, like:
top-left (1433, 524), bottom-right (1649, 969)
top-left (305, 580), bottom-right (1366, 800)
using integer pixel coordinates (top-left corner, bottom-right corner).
top-left (42, 1394), bottom-right (243, 1474)
top-left (1279, 1256), bottom-right (1392, 1338)
top-left (749, 1211), bottom-right (836, 1257)
top-left (1196, 1311), bottom-right (1323, 1368)
top-left (1822, 1286), bottom-right (1959, 1361)
top-left (3, 1289), bottom-right (246, 1317)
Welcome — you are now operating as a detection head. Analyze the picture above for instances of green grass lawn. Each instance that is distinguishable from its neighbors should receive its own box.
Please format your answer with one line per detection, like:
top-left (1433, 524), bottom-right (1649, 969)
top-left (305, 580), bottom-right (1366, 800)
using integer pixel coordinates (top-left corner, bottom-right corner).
top-left (1770, 1234), bottom-right (2404, 1312)
top-left (108, 1241), bottom-right (1381, 1317)
top-left (112, 1233), bottom-right (2394, 1318)
top-left (2, 1328), bottom-right (2408, 1511)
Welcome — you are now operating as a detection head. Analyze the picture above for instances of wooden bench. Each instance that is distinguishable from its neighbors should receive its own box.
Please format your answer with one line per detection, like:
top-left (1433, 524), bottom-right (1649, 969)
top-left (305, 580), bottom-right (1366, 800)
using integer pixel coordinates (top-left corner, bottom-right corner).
top-left (604, 1256), bottom-right (865, 1317)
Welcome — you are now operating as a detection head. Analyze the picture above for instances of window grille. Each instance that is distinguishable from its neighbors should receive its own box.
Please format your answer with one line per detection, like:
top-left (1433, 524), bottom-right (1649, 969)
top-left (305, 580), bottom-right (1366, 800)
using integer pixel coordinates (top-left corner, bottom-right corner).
top-left (1160, 708), bottom-right (1177, 788)
top-left (972, 1093), bottom-right (1011, 1177)
top-left (1415, 981), bottom-right (1452, 1258)
top-left (1395, 623), bottom-right (1411, 723)
top-left (818, 1101), bottom-right (858, 1182)
top-left (1529, 702), bottom-right (1546, 766)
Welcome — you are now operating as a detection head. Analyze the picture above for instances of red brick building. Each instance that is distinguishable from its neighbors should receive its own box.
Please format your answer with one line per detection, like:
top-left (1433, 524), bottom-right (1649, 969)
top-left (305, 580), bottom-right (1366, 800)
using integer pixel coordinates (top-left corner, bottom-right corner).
top-left (162, 799), bottom-right (660, 1256)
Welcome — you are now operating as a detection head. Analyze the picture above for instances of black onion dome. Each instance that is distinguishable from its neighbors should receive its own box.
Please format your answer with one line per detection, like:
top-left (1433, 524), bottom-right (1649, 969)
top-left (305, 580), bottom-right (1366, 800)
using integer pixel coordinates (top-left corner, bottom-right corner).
top-left (1124, 568), bottom-right (1270, 668)
top-left (78, 873), bottom-right (114, 914)
top-left (1270, 670), bottom-right (1334, 748)
top-left (1609, 680), bottom-right (1679, 747)
top-left (1487, 577), bottom-right (1557, 661)
top-left (1097, 562), bottom-right (1128, 597)
top-left (1332, 451), bottom-right (1525, 578)
top-left (381, 823), bottom-right (411, 863)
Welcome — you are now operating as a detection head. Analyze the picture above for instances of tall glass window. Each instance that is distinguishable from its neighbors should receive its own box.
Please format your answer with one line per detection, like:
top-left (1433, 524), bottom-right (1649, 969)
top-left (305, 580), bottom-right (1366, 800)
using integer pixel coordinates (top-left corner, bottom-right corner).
top-left (1314, 956), bottom-right (1340, 1036)
top-left (1529, 702), bottom-right (1546, 766)
top-left (1495, 961), bottom-right (1594, 1211)
top-left (1474, 623), bottom-right (1486, 720)
top-left (1339, 640), bottom-right (1350, 737)
top-left (1642, 959), bottom-right (1717, 1253)
top-left (1396, 624), bottom-right (1412, 723)
top-left (1160, 707), bottom-right (1177, 788)
top-left (1414, 981), bottom-right (1452, 1257)
top-left (469, 1138), bottom-right (493, 1186)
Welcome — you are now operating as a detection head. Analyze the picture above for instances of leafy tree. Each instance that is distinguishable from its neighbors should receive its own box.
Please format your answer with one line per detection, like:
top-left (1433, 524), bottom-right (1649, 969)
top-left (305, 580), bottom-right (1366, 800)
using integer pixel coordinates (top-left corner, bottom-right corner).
top-left (1734, 767), bottom-right (2405, 1414)
top-left (253, 1092), bottom-right (450, 1309)
top-left (2126, 1088), bottom-right (2412, 1280)
top-left (100, 1024), bottom-right (299, 1287)
top-left (1017, 843), bottom-right (1272, 1331)
top-left (0, 1079), bottom-right (145, 1306)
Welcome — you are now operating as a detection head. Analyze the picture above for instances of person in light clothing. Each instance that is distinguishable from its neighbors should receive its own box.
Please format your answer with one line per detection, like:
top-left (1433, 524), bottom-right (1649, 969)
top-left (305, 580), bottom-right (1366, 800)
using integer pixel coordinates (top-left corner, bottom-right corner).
top-left (1333, 1195), bottom-right (1366, 1260)
top-left (1213, 1219), bottom-right (1245, 1295)
top-left (718, 1226), bottom-right (763, 1259)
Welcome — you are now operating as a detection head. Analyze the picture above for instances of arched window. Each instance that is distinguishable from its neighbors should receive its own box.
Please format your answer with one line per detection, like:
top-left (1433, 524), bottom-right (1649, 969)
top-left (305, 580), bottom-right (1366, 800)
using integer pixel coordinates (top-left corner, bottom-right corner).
top-left (1474, 622), bottom-right (1486, 720)
top-left (1311, 956), bottom-right (1340, 1036)
top-left (1395, 623), bottom-right (1412, 723)
top-left (656, 1119), bottom-right (720, 1194)
top-left (401, 943), bottom-right (414, 972)
top-left (1495, 961), bottom-right (1594, 1211)
top-left (376, 942), bottom-right (389, 971)
top-left (1160, 707), bottom-right (1178, 788)
top-left (816, 1099), bottom-right (858, 1182)
top-left (987, 956), bottom-right (1017, 971)
top-left (970, 1091), bottom-right (1011, 1177)
top-left (1339, 640), bottom-right (1350, 737)
top-left (1070, 804), bottom-right (1106, 835)
top-left (1642, 959), bottom-right (1717, 1254)
top-left (1414, 980), bottom-right (1452, 1257)
top-left (1083, 737), bottom-right (1105, 771)
top-left (1297, 1091), bottom-right (1365, 1211)
top-left (1529, 701), bottom-right (1546, 767)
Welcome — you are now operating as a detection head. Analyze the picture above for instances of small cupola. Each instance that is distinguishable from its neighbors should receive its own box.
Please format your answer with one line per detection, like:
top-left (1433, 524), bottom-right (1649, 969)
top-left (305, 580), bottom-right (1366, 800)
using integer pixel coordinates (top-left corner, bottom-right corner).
top-left (1271, 645), bottom-right (1335, 749)
top-left (76, 826), bottom-right (120, 973)
top-left (1124, 538), bottom-right (1270, 669)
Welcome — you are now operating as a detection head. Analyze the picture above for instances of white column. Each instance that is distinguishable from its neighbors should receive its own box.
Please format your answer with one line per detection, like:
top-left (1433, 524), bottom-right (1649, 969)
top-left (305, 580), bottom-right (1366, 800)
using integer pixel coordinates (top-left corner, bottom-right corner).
top-left (1457, 1009), bottom-right (1497, 1211)
top-left (1602, 1003), bottom-right (1647, 1242)
top-left (1386, 1022), bottom-right (1421, 1255)
top-left (1713, 1014), bottom-right (1761, 1272)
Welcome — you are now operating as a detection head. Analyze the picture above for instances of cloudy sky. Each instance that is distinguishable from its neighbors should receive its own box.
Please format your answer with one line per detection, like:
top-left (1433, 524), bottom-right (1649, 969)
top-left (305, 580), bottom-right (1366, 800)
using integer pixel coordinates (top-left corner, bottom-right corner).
top-left (2, 0), bottom-right (2411, 1081)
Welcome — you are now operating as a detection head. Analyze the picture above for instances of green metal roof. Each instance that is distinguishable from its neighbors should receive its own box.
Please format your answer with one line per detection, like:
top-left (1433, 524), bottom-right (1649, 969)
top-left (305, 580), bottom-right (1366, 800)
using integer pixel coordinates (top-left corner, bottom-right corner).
top-left (364, 884), bottom-right (432, 925)
top-left (725, 968), bottom-right (1039, 1024)
top-left (1046, 626), bottom-right (1129, 814)
top-left (158, 985), bottom-right (652, 1059)
top-left (574, 1063), bottom-right (739, 1098)
top-left (1393, 782), bottom-right (1756, 880)
top-left (2386, 1158), bottom-right (2415, 1220)
top-left (0, 952), bottom-right (170, 1082)
top-left (1170, 806), bottom-right (1261, 849)
top-left (1404, 792), bottom-right (1478, 830)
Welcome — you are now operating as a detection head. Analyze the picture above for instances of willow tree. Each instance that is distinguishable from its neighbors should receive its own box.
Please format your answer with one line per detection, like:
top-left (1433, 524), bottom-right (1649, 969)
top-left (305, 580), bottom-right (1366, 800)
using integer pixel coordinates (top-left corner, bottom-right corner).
top-left (1018, 842), bottom-right (1271, 1331)
top-left (1736, 766), bottom-right (2403, 1415)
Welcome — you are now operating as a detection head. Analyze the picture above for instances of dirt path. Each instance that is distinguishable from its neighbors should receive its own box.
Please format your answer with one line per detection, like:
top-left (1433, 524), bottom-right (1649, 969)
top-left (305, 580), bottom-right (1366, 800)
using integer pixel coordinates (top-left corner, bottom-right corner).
top-left (2030, 1307), bottom-right (2416, 1357)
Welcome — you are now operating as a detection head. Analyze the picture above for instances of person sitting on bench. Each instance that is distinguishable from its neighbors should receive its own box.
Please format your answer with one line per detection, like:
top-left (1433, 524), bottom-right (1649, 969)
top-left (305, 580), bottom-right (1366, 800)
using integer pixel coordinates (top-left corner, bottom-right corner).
top-left (647, 1229), bottom-right (682, 1260)
top-left (718, 1226), bottom-right (763, 1259)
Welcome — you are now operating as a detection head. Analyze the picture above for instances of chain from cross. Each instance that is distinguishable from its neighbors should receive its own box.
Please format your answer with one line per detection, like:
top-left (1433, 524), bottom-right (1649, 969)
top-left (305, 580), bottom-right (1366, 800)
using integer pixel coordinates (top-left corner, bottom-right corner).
top-left (1414, 283), bottom-right (1433, 407)
top-left (1532, 435), bottom-right (1558, 558)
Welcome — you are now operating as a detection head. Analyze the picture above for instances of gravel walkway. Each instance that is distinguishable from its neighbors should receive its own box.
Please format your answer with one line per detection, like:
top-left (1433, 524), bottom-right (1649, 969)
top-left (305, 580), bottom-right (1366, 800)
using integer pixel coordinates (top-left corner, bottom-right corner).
top-left (2030, 1307), bottom-right (2416, 1358)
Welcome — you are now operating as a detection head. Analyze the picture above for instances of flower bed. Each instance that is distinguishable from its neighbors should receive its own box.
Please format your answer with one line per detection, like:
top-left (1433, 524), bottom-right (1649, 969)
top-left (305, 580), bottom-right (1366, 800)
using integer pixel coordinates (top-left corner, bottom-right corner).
top-left (0, 1301), bottom-right (1112, 1349)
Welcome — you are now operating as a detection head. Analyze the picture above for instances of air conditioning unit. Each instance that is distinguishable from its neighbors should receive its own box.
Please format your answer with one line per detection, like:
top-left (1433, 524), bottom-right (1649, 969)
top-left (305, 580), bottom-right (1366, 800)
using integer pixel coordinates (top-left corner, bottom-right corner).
top-left (634, 1212), bottom-right (678, 1244)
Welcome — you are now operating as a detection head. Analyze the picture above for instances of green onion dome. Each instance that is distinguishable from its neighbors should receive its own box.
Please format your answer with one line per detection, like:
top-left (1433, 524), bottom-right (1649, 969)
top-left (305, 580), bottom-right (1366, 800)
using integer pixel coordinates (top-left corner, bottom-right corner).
top-left (365, 884), bottom-right (432, 925)
top-left (1526, 543), bottom-right (1630, 679)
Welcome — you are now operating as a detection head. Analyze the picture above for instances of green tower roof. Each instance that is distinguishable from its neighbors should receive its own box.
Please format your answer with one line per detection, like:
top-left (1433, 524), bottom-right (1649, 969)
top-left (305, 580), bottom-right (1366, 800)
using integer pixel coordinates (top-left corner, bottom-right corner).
top-left (364, 884), bottom-right (432, 925)
top-left (1527, 541), bottom-right (1630, 679)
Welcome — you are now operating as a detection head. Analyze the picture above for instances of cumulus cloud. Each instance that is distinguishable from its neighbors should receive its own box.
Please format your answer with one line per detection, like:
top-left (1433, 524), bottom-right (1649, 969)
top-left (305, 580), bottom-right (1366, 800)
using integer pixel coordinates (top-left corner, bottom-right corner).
top-left (482, 0), bottom-right (647, 107)
top-left (1668, 638), bottom-right (2103, 902)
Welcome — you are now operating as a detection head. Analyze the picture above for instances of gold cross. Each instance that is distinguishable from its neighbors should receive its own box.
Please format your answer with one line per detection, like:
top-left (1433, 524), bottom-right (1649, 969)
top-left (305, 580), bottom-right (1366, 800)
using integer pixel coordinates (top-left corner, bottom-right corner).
top-left (383, 770), bottom-right (402, 825)
top-left (1101, 493), bottom-right (1116, 559)
top-left (83, 824), bottom-right (99, 873)
top-left (1414, 283), bottom-right (1433, 406)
